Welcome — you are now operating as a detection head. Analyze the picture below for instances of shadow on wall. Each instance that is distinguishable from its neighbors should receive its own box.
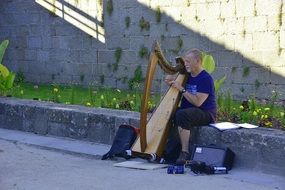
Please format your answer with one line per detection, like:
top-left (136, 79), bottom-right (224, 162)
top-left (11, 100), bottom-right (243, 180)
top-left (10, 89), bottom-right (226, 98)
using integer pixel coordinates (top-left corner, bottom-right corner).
top-left (0, 0), bottom-right (284, 100)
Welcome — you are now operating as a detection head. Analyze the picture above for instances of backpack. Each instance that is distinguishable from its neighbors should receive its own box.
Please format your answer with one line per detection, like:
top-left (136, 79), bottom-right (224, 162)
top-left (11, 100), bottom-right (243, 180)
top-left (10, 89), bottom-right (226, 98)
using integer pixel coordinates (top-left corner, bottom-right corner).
top-left (101, 124), bottom-right (139, 160)
top-left (161, 136), bottom-right (181, 164)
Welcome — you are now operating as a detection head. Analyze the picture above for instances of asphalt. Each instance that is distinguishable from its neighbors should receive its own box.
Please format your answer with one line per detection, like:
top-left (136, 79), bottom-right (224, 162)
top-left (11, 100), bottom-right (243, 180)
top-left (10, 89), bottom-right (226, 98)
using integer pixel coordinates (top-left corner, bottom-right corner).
top-left (0, 128), bottom-right (284, 190)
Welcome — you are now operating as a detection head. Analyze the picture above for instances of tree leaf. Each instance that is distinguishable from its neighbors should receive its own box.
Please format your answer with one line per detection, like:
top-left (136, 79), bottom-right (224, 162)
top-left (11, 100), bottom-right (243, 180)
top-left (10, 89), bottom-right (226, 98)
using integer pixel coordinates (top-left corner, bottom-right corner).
top-left (0, 64), bottom-right (10, 78)
top-left (202, 53), bottom-right (215, 74)
top-left (214, 75), bottom-right (226, 94)
top-left (0, 40), bottom-right (9, 64)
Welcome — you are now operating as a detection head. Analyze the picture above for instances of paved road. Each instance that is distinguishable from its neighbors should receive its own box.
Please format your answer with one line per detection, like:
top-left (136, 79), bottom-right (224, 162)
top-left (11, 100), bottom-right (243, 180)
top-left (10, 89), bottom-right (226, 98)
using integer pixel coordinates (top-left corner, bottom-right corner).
top-left (0, 128), bottom-right (284, 190)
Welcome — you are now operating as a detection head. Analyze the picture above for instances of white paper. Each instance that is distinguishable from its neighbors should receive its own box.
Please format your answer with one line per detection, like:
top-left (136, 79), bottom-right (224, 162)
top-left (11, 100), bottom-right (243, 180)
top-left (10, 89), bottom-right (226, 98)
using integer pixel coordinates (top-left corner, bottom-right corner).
top-left (237, 123), bottom-right (259, 129)
top-left (210, 122), bottom-right (259, 131)
top-left (209, 122), bottom-right (240, 130)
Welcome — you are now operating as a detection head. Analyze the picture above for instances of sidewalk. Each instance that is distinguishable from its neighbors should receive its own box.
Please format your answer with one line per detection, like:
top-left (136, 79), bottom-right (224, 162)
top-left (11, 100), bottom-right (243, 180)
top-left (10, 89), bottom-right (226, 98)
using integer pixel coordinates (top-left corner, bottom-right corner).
top-left (0, 128), bottom-right (284, 190)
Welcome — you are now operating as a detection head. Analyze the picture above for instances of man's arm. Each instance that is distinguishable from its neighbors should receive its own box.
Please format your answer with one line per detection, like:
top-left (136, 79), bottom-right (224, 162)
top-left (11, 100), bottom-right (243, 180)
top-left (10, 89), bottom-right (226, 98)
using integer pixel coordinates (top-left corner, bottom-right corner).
top-left (167, 80), bottom-right (209, 107)
top-left (181, 91), bottom-right (209, 107)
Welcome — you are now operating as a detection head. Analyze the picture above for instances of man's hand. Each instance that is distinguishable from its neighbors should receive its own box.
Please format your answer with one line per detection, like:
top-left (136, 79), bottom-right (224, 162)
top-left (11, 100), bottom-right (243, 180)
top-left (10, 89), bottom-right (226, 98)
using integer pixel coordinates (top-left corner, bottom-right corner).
top-left (164, 75), bottom-right (184, 91)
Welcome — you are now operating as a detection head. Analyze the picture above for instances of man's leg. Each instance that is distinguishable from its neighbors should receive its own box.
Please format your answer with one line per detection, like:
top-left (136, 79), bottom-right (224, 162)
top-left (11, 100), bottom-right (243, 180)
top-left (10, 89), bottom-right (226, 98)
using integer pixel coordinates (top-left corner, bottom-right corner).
top-left (175, 108), bottom-right (212, 164)
top-left (178, 127), bottom-right (190, 153)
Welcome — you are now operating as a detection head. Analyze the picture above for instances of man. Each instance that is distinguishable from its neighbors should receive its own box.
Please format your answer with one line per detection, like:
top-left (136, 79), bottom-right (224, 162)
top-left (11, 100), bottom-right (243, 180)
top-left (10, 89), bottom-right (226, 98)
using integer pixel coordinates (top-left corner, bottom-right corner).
top-left (164, 49), bottom-right (216, 164)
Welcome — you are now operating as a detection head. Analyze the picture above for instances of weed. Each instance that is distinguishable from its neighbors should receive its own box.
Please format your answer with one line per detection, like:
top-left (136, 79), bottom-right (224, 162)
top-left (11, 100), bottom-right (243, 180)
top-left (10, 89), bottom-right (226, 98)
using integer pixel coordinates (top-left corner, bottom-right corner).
top-left (125, 16), bottom-right (130, 28)
top-left (115, 47), bottom-right (122, 63)
top-left (100, 74), bottom-right (105, 84)
top-left (139, 46), bottom-right (148, 59)
top-left (155, 7), bottom-right (161, 23)
top-left (128, 66), bottom-right (143, 90)
top-left (14, 71), bottom-right (25, 84)
top-left (242, 66), bottom-right (250, 77)
top-left (255, 79), bottom-right (261, 89)
top-left (139, 17), bottom-right (150, 31)
top-left (80, 74), bottom-right (85, 83)
top-left (107, 0), bottom-right (113, 16)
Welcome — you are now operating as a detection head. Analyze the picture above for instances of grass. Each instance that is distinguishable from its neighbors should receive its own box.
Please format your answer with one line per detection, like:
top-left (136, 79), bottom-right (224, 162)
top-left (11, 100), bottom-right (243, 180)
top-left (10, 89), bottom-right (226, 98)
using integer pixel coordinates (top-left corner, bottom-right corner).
top-left (9, 82), bottom-right (159, 112)
top-left (5, 83), bottom-right (285, 130)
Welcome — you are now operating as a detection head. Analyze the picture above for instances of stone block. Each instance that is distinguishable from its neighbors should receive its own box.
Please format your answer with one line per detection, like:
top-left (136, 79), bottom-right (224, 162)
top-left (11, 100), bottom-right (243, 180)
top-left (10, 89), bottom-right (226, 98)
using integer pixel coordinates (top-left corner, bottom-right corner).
top-left (234, 33), bottom-right (253, 54)
top-left (33, 111), bottom-right (48, 135)
top-left (220, 0), bottom-right (235, 18)
top-left (252, 32), bottom-right (279, 51)
top-left (46, 108), bottom-right (71, 124)
top-left (255, 0), bottom-right (282, 16)
top-left (98, 50), bottom-right (116, 64)
top-left (47, 122), bottom-right (70, 137)
top-left (24, 50), bottom-right (38, 61)
top-left (235, 0), bottom-right (255, 17)
top-left (244, 16), bottom-right (267, 33)
top-left (80, 50), bottom-right (98, 63)
top-left (27, 36), bottom-right (42, 49)
top-left (267, 15), bottom-right (281, 31)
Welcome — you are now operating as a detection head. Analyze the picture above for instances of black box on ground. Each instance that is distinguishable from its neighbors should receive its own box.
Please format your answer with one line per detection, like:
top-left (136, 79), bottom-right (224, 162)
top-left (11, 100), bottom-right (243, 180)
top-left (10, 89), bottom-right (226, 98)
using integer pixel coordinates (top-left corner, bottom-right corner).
top-left (190, 145), bottom-right (235, 170)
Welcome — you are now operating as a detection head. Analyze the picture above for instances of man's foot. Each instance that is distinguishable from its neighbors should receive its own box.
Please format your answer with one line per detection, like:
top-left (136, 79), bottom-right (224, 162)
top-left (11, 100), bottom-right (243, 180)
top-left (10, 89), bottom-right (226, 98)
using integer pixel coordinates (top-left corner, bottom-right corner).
top-left (175, 151), bottom-right (190, 165)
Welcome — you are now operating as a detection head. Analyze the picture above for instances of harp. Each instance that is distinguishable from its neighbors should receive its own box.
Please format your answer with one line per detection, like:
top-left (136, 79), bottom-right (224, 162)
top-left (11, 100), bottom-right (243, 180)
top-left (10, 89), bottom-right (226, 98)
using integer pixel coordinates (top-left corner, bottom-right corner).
top-left (131, 41), bottom-right (187, 160)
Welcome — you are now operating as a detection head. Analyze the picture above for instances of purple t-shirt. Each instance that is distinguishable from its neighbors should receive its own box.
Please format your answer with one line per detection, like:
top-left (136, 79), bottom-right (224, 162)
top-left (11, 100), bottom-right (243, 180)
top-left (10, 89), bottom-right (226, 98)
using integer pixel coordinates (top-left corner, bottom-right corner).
top-left (180, 70), bottom-right (217, 121)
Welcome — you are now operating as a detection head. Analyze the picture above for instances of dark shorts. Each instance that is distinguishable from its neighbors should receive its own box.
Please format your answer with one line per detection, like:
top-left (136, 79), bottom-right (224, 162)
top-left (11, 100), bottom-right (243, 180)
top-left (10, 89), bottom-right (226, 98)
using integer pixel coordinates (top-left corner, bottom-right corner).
top-left (174, 107), bottom-right (212, 130)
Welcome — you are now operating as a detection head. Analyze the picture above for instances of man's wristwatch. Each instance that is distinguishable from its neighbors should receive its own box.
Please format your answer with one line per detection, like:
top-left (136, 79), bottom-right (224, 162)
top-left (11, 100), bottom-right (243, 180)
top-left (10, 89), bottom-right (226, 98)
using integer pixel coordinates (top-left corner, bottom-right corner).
top-left (180, 88), bottom-right (186, 94)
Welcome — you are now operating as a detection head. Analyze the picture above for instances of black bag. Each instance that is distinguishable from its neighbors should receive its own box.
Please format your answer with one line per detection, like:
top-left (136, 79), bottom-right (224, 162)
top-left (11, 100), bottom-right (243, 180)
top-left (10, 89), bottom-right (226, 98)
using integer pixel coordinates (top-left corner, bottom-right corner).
top-left (101, 124), bottom-right (139, 160)
top-left (190, 144), bottom-right (235, 170)
top-left (161, 136), bottom-right (181, 164)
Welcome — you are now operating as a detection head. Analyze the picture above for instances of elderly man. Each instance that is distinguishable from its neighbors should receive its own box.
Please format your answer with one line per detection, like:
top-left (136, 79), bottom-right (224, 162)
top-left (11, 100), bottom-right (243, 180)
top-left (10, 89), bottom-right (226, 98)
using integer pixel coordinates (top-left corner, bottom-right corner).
top-left (165, 49), bottom-right (217, 164)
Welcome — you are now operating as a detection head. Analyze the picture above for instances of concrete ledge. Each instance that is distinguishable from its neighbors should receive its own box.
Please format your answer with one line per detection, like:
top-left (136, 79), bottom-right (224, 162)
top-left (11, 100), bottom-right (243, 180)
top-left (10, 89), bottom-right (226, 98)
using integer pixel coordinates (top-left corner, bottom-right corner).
top-left (0, 97), bottom-right (140, 145)
top-left (0, 97), bottom-right (284, 176)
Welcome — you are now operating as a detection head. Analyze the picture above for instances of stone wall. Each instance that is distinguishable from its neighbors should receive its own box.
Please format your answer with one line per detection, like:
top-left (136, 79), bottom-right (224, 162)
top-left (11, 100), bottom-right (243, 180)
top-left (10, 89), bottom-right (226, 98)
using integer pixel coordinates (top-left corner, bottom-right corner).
top-left (0, 97), bottom-right (140, 144)
top-left (0, 0), bottom-right (284, 100)
top-left (0, 97), bottom-right (284, 176)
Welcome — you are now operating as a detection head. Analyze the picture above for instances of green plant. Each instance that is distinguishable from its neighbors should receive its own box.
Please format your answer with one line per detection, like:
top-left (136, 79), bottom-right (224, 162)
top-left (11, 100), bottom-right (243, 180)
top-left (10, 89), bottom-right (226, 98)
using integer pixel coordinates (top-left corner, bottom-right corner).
top-left (278, 4), bottom-right (283, 27)
top-left (178, 37), bottom-right (183, 49)
top-left (242, 29), bottom-right (246, 38)
top-left (171, 37), bottom-right (184, 55)
top-left (115, 47), bottom-right (122, 63)
top-left (128, 66), bottom-right (143, 90)
top-left (242, 66), bottom-right (250, 77)
top-left (98, 0), bottom-right (103, 6)
top-left (195, 15), bottom-right (200, 22)
top-left (224, 90), bottom-right (233, 113)
top-left (80, 74), bottom-right (85, 83)
top-left (70, 86), bottom-right (75, 104)
top-left (51, 85), bottom-right (60, 103)
top-left (100, 74), bottom-right (105, 84)
top-left (255, 79), bottom-right (261, 89)
top-left (14, 71), bottom-right (25, 84)
top-left (253, 0), bottom-right (257, 16)
top-left (106, 0), bottom-right (113, 16)
top-left (125, 16), bottom-right (130, 28)
top-left (0, 40), bottom-right (15, 96)
top-left (100, 13), bottom-right (104, 27)
top-left (187, 0), bottom-right (191, 7)
top-left (112, 47), bottom-right (122, 72)
top-left (139, 46), bottom-right (148, 59)
top-left (139, 17), bottom-right (150, 31)
top-left (112, 63), bottom-right (118, 71)
top-left (155, 7), bottom-right (161, 23)
top-left (88, 85), bottom-right (96, 106)
top-left (201, 52), bottom-right (226, 95)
